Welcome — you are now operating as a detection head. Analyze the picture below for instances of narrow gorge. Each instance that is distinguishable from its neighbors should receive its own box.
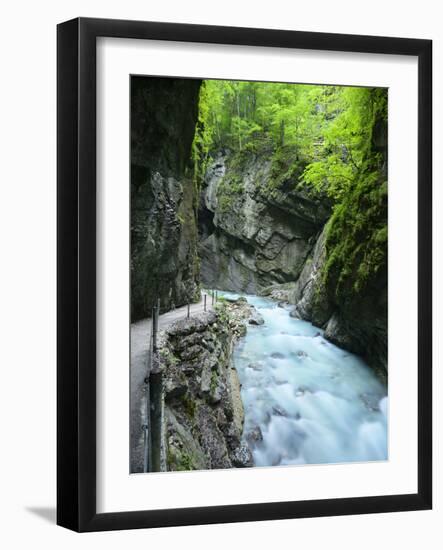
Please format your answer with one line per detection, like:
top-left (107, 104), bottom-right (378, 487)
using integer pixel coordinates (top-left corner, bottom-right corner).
top-left (130, 76), bottom-right (388, 473)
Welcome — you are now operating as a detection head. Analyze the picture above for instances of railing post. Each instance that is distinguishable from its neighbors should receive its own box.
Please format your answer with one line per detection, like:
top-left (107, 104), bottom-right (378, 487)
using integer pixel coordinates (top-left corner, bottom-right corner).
top-left (149, 370), bottom-right (163, 472)
top-left (142, 423), bottom-right (149, 472)
top-left (144, 298), bottom-right (163, 473)
top-left (204, 294), bottom-right (207, 312)
top-left (187, 303), bottom-right (190, 319)
top-left (143, 322), bottom-right (154, 473)
top-left (152, 305), bottom-right (158, 352)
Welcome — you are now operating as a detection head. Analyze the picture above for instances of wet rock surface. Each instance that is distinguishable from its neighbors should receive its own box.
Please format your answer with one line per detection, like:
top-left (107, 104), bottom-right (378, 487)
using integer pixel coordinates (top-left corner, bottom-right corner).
top-left (248, 308), bottom-right (265, 325)
top-left (158, 299), bottom-right (258, 471)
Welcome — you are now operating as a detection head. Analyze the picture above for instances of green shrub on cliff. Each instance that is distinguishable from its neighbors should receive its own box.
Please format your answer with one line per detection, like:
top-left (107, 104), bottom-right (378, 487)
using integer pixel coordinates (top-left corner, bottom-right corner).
top-left (324, 174), bottom-right (387, 303)
top-left (216, 171), bottom-right (244, 213)
top-left (321, 89), bottom-right (388, 306)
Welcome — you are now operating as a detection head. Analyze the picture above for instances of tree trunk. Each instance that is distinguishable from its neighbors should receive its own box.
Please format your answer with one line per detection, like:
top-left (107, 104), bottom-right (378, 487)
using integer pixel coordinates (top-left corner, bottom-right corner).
top-left (236, 91), bottom-right (242, 151)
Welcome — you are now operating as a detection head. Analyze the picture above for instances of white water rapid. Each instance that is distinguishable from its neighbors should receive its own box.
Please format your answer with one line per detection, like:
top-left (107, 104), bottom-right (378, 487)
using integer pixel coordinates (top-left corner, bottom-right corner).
top-left (223, 293), bottom-right (388, 467)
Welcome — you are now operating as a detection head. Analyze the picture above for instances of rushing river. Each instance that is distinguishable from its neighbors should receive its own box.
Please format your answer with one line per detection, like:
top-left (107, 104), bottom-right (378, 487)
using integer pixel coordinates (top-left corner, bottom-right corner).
top-left (222, 293), bottom-right (388, 467)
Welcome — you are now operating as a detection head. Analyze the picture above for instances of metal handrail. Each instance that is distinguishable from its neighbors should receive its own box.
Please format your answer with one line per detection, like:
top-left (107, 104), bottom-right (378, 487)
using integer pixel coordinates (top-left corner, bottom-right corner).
top-left (141, 291), bottom-right (219, 472)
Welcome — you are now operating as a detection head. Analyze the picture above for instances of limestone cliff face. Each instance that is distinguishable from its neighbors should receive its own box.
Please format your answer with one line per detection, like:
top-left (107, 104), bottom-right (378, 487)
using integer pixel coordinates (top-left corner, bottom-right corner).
top-left (199, 152), bottom-right (331, 293)
top-left (289, 225), bottom-right (334, 326)
top-left (131, 77), bottom-right (201, 321)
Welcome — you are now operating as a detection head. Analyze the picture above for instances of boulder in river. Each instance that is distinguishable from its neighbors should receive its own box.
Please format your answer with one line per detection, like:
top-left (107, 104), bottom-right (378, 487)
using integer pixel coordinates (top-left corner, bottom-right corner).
top-left (272, 405), bottom-right (288, 417)
top-left (231, 442), bottom-right (254, 467)
top-left (246, 426), bottom-right (263, 444)
top-left (247, 362), bottom-right (263, 371)
top-left (248, 308), bottom-right (265, 325)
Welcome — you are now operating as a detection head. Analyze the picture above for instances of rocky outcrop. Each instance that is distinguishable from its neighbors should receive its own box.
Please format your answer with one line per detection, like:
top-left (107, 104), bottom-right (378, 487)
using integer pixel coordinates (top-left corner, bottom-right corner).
top-left (289, 227), bottom-right (387, 381)
top-left (158, 299), bottom-right (258, 471)
top-left (290, 225), bottom-right (334, 326)
top-left (259, 281), bottom-right (297, 303)
top-left (199, 152), bottom-right (331, 294)
top-left (131, 77), bottom-right (202, 321)
top-left (322, 267), bottom-right (387, 382)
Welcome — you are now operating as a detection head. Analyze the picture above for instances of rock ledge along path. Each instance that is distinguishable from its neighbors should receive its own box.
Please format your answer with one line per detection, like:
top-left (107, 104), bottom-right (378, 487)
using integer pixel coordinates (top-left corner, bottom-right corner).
top-left (130, 293), bottom-right (214, 473)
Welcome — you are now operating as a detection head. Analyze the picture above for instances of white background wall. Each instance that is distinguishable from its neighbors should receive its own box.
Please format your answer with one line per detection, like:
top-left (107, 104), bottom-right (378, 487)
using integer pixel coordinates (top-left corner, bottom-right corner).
top-left (0, 0), bottom-right (440, 547)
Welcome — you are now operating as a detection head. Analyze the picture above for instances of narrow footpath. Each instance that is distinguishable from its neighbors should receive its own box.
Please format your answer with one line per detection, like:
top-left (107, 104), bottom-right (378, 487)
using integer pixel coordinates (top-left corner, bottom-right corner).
top-left (130, 293), bottom-right (214, 473)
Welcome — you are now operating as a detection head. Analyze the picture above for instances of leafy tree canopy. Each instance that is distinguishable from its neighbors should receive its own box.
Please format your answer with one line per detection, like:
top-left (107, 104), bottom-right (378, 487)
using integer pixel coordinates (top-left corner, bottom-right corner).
top-left (193, 79), bottom-right (387, 203)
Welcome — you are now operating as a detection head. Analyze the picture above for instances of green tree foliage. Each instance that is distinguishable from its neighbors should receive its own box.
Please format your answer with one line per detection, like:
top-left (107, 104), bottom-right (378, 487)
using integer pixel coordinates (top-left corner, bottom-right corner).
top-left (193, 80), bottom-right (386, 199)
top-left (195, 79), bottom-right (321, 158)
top-left (303, 87), bottom-right (387, 200)
top-left (192, 78), bottom-right (388, 302)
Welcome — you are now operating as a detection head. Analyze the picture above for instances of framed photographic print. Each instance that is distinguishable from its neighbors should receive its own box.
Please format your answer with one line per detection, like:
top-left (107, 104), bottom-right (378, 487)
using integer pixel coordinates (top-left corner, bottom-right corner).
top-left (57, 17), bottom-right (432, 532)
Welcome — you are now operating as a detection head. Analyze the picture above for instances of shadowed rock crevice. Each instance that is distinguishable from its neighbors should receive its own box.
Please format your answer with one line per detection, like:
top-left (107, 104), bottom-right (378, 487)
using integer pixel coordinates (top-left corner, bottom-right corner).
top-left (131, 76), bottom-right (202, 321)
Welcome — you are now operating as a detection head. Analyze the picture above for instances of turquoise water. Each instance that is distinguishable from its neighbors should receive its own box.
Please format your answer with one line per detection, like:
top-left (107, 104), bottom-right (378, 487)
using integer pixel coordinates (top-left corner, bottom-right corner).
top-left (222, 293), bottom-right (388, 467)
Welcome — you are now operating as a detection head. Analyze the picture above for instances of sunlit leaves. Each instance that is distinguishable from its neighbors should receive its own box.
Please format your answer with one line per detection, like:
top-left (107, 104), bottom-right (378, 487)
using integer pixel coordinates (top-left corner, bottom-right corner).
top-left (192, 78), bottom-right (387, 206)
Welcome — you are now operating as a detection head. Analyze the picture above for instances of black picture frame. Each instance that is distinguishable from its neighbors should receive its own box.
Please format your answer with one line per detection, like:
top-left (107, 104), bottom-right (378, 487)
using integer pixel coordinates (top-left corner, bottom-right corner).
top-left (57, 17), bottom-right (432, 532)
